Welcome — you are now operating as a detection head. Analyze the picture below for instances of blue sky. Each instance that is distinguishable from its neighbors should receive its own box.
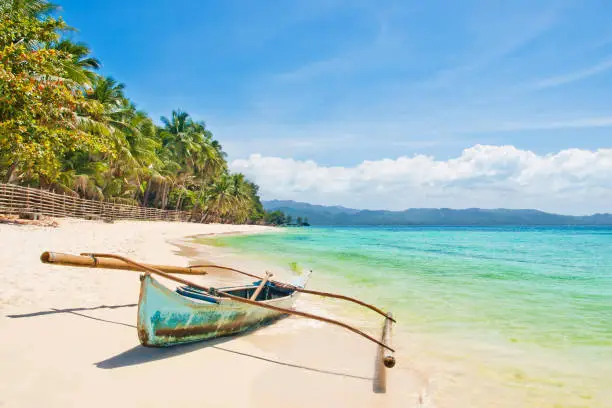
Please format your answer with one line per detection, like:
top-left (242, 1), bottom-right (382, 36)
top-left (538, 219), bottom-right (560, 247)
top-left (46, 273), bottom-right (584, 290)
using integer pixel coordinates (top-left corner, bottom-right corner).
top-left (57, 1), bottom-right (612, 212)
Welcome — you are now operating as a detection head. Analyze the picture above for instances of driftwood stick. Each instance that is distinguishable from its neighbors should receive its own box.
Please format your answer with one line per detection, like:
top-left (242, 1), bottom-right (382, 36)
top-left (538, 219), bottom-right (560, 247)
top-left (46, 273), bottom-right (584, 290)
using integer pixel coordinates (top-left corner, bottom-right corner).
top-left (64, 252), bottom-right (395, 352)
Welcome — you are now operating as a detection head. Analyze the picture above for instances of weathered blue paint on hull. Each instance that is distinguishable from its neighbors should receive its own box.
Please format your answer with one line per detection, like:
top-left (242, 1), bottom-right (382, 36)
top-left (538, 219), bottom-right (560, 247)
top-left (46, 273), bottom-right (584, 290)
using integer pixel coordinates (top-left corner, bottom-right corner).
top-left (137, 274), bottom-right (301, 347)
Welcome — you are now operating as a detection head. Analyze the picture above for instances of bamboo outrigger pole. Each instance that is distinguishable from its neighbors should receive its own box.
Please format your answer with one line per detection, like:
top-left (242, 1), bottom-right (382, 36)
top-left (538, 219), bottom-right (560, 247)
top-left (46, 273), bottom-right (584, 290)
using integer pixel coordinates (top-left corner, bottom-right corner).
top-left (41, 251), bottom-right (396, 354)
top-left (373, 312), bottom-right (395, 393)
top-left (41, 252), bottom-right (395, 322)
top-left (189, 263), bottom-right (396, 323)
top-left (40, 252), bottom-right (209, 275)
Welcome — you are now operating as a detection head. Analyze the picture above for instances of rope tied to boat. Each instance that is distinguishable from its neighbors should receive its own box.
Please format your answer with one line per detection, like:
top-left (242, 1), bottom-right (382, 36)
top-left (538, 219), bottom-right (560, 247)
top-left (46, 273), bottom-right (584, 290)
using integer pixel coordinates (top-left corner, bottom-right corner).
top-left (87, 253), bottom-right (99, 267)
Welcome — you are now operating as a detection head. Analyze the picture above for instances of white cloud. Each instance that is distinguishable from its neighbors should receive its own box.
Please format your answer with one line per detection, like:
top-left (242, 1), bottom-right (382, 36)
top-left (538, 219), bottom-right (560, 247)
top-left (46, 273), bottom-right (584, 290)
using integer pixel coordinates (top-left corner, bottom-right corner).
top-left (230, 145), bottom-right (612, 215)
top-left (533, 58), bottom-right (612, 89)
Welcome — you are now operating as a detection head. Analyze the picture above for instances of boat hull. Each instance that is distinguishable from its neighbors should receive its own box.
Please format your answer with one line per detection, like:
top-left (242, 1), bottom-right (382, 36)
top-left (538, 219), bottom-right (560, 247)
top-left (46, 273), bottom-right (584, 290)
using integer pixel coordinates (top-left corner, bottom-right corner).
top-left (137, 274), bottom-right (298, 347)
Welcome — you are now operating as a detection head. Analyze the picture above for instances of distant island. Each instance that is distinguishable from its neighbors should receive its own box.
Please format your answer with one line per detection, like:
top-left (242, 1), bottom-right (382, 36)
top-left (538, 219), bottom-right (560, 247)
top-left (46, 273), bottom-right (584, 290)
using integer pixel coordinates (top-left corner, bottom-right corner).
top-left (262, 210), bottom-right (310, 227)
top-left (264, 200), bottom-right (612, 226)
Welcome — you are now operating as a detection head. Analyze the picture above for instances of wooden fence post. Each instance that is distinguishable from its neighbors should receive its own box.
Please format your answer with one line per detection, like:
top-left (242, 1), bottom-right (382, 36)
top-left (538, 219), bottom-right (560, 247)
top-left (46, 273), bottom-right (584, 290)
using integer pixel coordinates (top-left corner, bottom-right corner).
top-left (10, 185), bottom-right (14, 214)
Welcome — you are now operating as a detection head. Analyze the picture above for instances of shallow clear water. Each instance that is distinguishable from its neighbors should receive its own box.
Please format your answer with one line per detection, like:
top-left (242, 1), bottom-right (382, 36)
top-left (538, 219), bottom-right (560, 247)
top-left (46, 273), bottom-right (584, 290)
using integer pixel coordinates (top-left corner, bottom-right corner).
top-left (209, 226), bottom-right (612, 406)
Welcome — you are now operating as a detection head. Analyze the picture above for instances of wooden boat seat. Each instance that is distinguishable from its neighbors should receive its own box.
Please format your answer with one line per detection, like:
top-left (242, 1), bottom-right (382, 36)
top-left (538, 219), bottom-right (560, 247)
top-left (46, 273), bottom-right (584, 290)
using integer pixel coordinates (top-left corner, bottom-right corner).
top-left (176, 281), bottom-right (293, 303)
top-left (176, 286), bottom-right (218, 303)
top-left (222, 281), bottom-right (292, 301)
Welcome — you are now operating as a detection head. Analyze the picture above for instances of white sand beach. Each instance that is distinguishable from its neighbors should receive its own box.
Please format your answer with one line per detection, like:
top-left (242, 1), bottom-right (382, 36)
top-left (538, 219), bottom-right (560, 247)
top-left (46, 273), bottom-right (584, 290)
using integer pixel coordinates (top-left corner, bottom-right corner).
top-left (0, 219), bottom-right (419, 408)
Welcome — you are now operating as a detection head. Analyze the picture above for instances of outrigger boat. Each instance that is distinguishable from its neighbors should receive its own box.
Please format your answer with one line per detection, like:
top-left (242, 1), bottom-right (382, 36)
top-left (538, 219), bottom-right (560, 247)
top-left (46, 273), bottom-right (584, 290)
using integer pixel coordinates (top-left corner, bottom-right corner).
top-left (138, 271), bottom-right (310, 346)
top-left (40, 251), bottom-right (395, 392)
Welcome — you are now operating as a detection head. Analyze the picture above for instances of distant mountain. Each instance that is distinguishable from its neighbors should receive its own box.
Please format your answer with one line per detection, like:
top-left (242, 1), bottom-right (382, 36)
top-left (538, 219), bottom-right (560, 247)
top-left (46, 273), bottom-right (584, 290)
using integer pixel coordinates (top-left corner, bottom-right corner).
top-left (263, 200), bottom-right (612, 226)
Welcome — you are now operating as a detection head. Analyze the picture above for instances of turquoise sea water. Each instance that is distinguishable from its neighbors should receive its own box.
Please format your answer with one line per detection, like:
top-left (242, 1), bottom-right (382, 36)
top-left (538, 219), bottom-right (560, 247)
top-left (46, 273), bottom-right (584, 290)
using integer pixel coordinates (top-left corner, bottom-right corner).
top-left (209, 226), bottom-right (612, 406)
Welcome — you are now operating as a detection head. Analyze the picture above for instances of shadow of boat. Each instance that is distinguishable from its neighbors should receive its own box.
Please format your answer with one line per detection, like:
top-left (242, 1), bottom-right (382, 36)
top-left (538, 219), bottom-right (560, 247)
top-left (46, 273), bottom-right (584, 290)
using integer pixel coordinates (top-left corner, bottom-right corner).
top-left (95, 337), bottom-right (233, 369)
top-left (96, 340), bottom-right (371, 381)
top-left (8, 302), bottom-right (371, 381)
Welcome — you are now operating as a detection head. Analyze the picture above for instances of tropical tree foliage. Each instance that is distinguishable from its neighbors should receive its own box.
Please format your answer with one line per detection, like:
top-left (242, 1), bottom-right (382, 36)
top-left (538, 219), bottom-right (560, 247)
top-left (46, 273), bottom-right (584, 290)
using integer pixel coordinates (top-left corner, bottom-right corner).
top-left (0, 3), bottom-right (110, 186)
top-left (0, 0), bottom-right (273, 223)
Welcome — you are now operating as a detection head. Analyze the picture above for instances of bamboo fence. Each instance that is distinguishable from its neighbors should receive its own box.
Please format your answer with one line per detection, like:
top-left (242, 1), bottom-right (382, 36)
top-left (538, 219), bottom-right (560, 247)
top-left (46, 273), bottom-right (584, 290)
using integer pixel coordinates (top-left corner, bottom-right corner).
top-left (0, 183), bottom-right (192, 222)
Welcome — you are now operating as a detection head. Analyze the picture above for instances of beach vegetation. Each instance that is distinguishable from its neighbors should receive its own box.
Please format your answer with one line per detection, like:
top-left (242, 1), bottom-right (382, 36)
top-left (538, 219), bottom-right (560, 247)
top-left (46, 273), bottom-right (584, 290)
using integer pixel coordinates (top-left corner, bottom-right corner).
top-left (0, 0), bottom-right (282, 224)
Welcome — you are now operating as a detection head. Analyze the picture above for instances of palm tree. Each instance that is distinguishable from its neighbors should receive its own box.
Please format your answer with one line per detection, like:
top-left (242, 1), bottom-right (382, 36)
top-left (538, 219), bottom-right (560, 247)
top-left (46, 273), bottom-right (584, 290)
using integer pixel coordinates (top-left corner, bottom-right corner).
top-left (158, 111), bottom-right (228, 207)
top-left (52, 40), bottom-right (100, 85)
top-left (64, 76), bottom-right (151, 203)
top-left (159, 110), bottom-right (200, 171)
top-left (199, 174), bottom-right (234, 222)
top-left (157, 110), bottom-right (201, 207)
top-left (160, 112), bottom-right (227, 178)
top-left (54, 40), bottom-right (100, 70)
top-left (197, 173), bottom-right (255, 223)
top-left (192, 133), bottom-right (227, 181)
top-left (227, 173), bottom-right (253, 223)
top-left (87, 76), bottom-right (126, 108)
top-left (127, 111), bottom-right (161, 169)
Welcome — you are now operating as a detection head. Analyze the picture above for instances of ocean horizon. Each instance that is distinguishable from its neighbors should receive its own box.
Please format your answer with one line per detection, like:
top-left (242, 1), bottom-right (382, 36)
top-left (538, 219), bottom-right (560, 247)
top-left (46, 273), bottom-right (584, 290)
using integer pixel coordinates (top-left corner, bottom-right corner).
top-left (207, 225), bottom-right (612, 407)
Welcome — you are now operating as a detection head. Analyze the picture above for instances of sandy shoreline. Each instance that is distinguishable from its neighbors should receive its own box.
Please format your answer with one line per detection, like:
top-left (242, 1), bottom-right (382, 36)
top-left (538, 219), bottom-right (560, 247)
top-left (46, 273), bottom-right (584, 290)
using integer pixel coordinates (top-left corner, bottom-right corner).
top-left (0, 219), bottom-right (418, 407)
